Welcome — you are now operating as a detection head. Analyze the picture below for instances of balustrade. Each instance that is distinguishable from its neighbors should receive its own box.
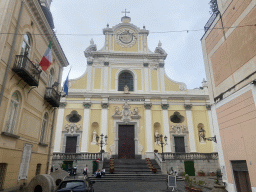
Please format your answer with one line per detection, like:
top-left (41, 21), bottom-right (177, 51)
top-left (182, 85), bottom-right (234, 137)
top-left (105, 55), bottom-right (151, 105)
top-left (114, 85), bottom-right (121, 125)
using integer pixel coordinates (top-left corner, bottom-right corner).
top-left (52, 153), bottom-right (101, 160)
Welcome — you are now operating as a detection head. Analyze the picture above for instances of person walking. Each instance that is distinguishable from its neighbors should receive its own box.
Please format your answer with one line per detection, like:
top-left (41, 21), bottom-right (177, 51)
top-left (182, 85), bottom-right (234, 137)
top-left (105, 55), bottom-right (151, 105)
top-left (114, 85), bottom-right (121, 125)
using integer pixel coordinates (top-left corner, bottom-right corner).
top-left (83, 165), bottom-right (88, 178)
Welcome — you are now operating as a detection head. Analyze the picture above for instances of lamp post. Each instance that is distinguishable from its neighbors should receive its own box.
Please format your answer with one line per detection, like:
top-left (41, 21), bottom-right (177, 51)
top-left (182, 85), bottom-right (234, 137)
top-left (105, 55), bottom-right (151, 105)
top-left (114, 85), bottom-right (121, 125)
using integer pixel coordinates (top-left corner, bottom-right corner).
top-left (156, 134), bottom-right (167, 161)
top-left (96, 133), bottom-right (108, 160)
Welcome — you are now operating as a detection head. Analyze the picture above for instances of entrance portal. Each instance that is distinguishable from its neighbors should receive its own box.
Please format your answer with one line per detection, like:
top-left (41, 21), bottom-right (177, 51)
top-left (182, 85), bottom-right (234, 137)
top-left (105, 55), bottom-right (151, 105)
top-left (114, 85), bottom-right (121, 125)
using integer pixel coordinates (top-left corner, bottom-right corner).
top-left (118, 125), bottom-right (135, 159)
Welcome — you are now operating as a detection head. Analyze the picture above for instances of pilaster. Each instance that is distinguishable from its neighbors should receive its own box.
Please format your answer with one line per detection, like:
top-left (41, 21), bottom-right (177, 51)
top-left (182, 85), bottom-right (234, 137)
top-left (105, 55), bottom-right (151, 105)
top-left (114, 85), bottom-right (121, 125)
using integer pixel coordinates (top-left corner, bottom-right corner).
top-left (86, 65), bottom-right (92, 91)
top-left (159, 65), bottom-right (165, 92)
top-left (206, 105), bottom-right (218, 152)
top-left (144, 64), bottom-right (149, 92)
top-left (161, 103), bottom-right (171, 152)
top-left (184, 104), bottom-right (197, 152)
top-left (53, 102), bottom-right (67, 152)
top-left (81, 102), bottom-right (91, 152)
top-left (101, 101), bottom-right (109, 151)
top-left (144, 103), bottom-right (153, 156)
top-left (103, 63), bottom-right (109, 91)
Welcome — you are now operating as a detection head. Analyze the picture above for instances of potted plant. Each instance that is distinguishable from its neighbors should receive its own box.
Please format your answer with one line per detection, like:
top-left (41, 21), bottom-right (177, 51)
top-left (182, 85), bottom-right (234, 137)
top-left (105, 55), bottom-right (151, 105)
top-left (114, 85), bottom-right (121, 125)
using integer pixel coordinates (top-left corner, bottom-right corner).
top-left (198, 170), bottom-right (205, 176)
top-left (196, 180), bottom-right (204, 192)
top-left (209, 171), bottom-right (215, 176)
top-left (154, 149), bottom-right (158, 153)
top-left (188, 179), bottom-right (194, 192)
top-left (184, 175), bottom-right (190, 191)
top-left (152, 168), bottom-right (157, 173)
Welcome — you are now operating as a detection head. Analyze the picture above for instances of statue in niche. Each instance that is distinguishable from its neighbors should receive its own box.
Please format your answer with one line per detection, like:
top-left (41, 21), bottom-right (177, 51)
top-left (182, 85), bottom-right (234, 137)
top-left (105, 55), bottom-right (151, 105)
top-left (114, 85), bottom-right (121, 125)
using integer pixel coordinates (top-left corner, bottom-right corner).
top-left (92, 130), bottom-right (97, 144)
top-left (199, 131), bottom-right (205, 143)
top-left (114, 106), bottom-right (122, 116)
top-left (124, 85), bottom-right (129, 94)
top-left (155, 130), bottom-right (159, 145)
top-left (131, 107), bottom-right (138, 115)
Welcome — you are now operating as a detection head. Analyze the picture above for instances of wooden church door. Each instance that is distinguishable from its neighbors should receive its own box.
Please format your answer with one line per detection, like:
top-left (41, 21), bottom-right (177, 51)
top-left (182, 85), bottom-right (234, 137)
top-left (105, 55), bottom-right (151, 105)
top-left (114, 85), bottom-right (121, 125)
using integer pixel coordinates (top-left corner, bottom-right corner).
top-left (118, 125), bottom-right (135, 159)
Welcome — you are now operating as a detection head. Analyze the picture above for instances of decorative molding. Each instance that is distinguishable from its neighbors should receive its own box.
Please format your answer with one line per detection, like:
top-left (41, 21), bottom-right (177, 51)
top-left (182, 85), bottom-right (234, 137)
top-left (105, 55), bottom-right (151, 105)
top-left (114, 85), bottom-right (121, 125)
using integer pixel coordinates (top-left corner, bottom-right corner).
top-left (87, 61), bottom-right (93, 65)
top-left (1, 132), bottom-right (20, 139)
top-left (144, 103), bottom-right (152, 109)
top-left (112, 103), bottom-right (141, 123)
top-left (184, 104), bottom-right (192, 110)
top-left (104, 62), bottom-right (109, 66)
top-left (179, 83), bottom-right (187, 91)
top-left (101, 103), bottom-right (109, 109)
top-left (63, 123), bottom-right (82, 135)
top-left (206, 104), bottom-right (211, 110)
top-left (83, 102), bottom-right (92, 109)
top-left (159, 63), bottom-right (165, 68)
top-left (115, 28), bottom-right (138, 48)
top-left (170, 124), bottom-right (189, 134)
top-left (143, 63), bottom-right (149, 67)
top-left (59, 102), bottom-right (67, 108)
top-left (161, 104), bottom-right (169, 110)
top-left (109, 98), bottom-right (145, 102)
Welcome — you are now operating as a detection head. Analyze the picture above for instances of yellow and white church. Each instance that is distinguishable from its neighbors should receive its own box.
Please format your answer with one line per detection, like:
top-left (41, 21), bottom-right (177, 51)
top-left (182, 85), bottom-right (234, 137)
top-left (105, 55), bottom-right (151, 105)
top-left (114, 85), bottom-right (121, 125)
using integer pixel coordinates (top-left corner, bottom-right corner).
top-left (52, 15), bottom-right (218, 173)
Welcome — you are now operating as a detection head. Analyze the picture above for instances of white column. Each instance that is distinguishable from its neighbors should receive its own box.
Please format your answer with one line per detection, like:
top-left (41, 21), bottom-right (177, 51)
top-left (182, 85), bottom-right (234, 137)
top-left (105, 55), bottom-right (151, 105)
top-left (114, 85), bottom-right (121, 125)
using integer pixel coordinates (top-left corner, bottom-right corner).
top-left (207, 105), bottom-right (218, 152)
top-left (103, 64), bottom-right (109, 91)
top-left (162, 104), bottom-right (171, 152)
top-left (87, 65), bottom-right (92, 91)
top-left (185, 104), bottom-right (197, 152)
top-left (144, 65), bottom-right (149, 92)
top-left (81, 102), bottom-right (91, 152)
top-left (101, 103), bottom-right (108, 151)
top-left (145, 104), bottom-right (153, 153)
top-left (159, 67), bottom-right (165, 93)
top-left (211, 105), bottom-right (228, 182)
top-left (53, 102), bottom-right (66, 152)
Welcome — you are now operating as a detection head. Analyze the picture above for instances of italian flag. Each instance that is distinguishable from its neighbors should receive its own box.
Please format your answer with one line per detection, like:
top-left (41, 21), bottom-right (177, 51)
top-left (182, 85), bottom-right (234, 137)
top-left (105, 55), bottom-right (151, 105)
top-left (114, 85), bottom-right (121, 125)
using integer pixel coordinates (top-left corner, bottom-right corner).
top-left (39, 39), bottom-right (53, 71)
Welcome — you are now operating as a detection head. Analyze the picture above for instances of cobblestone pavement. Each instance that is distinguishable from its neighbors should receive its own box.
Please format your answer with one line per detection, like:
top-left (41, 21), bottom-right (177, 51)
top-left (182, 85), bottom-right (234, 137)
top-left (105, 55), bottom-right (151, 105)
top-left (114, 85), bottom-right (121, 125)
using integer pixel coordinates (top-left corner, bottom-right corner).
top-left (93, 181), bottom-right (212, 192)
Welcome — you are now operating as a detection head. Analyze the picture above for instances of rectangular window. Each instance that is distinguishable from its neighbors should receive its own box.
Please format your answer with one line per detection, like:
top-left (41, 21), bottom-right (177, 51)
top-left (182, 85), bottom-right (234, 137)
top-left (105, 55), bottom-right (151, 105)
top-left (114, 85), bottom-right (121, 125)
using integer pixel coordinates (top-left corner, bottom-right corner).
top-left (18, 144), bottom-right (32, 180)
top-left (35, 164), bottom-right (41, 175)
top-left (40, 119), bottom-right (47, 143)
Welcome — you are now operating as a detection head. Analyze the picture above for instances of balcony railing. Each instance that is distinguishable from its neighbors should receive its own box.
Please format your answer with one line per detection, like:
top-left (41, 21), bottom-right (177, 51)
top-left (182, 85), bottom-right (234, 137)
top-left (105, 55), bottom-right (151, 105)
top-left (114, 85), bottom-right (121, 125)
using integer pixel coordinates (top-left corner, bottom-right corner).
top-left (52, 153), bottom-right (101, 160)
top-left (12, 55), bottom-right (41, 86)
top-left (163, 152), bottom-right (218, 160)
top-left (44, 87), bottom-right (61, 107)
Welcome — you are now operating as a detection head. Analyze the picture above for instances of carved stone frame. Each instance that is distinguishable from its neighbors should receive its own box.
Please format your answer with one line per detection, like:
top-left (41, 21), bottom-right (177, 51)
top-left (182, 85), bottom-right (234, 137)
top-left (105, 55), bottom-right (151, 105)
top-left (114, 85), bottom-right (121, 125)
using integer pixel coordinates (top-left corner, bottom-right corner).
top-left (170, 133), bottom-right (190, 153)
top-left (111, 119), bottom-right (143, 158)
top-left (61, 133), bottom-right (81, 153)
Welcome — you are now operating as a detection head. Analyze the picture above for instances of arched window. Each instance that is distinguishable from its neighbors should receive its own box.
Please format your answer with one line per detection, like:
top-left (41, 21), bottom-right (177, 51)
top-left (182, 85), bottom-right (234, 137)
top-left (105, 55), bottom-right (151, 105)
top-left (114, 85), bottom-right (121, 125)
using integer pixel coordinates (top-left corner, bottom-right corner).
top-left (20, 33), bottom-right (31, 56)
top-left (48, 68), bottom-right (54, 87)
top-left (6, 92), bottom-right (20, 133)
top-left (118, 71), bottom-right (134, 91)
top-left (40, 113), bottom-right (48, 143)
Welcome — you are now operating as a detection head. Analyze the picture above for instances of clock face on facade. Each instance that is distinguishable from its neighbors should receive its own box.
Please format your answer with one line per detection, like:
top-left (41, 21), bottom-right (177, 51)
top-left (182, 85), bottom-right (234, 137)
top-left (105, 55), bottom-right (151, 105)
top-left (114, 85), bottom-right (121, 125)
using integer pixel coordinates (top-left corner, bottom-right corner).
top-left (115, 28), bottom-right (137, 48)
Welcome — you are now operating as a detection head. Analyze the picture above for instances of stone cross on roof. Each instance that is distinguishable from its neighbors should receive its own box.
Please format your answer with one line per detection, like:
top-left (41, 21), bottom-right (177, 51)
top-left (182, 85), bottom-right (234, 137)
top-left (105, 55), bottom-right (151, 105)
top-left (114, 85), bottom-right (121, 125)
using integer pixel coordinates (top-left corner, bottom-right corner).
top-left (122, 9), bottom-right (130, 17)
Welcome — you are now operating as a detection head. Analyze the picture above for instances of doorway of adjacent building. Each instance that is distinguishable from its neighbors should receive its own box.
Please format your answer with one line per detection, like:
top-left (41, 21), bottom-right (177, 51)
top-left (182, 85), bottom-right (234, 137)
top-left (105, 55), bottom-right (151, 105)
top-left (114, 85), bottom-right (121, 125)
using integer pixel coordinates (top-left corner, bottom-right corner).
top-left (62, 161), bottom-right (73, 173)
top-left (65, 136), bottom-right (77, 153)
top-left (118, 125), bottom-right (135, 159)
top-left (184, 161), bottom-right (195, 176)
top-left (231, 161), bottom-right (252, 192)
top-left (174, 136), bottom-right (185, 153)
top-left (0, 163), bottom-right (7, 190)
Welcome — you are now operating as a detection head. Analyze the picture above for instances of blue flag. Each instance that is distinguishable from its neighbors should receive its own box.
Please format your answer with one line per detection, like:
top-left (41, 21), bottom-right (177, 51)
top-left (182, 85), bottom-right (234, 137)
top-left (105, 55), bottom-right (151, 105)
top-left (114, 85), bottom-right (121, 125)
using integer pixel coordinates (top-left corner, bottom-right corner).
top-left (63, 75), bottom-right (69, 96)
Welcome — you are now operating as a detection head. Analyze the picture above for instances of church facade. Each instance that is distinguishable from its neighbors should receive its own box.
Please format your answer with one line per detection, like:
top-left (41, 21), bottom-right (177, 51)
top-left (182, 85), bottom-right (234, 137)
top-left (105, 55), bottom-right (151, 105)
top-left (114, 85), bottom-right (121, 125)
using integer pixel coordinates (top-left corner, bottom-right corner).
top-left (52, 15), bottom-right (218, 174)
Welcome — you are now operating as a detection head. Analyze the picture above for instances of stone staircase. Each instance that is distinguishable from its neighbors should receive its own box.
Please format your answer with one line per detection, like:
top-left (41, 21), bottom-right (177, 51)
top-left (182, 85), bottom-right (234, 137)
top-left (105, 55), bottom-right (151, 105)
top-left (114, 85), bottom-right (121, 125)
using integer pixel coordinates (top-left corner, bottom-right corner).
top-left (89, 159), bottom-right (183, 183)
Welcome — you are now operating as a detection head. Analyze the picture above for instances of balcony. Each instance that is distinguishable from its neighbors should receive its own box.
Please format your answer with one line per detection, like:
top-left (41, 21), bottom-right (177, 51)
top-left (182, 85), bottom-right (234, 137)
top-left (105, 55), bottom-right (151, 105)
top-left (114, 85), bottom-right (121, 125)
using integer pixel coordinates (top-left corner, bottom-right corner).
top-left (204, 11), bottom-right (219, 33)
top-left (44, 87), bottom-right (61, 107)
top-left (12, 55), bottom-right (41, 86)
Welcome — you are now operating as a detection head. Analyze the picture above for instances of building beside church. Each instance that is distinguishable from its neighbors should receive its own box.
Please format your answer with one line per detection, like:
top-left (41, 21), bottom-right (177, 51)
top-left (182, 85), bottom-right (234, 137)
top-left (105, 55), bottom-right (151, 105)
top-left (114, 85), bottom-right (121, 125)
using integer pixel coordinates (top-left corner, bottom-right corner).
top-left (201, 0), bottom-right (256, 191)
top-left (53, 15), bottom-right (218, 175)
top-left (0, 0), bottom-right (68, 190)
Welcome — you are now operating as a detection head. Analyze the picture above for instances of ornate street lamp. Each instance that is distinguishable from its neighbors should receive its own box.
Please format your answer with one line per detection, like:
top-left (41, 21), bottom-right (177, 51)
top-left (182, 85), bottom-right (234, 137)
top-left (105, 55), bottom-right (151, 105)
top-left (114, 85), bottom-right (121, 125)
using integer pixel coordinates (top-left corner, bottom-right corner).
top-left (96, 133), bottom-right (108, 159)
top-left (156, 134), bottom-right (168, 161)
top-left (199, 128), bottom-right (217, 143)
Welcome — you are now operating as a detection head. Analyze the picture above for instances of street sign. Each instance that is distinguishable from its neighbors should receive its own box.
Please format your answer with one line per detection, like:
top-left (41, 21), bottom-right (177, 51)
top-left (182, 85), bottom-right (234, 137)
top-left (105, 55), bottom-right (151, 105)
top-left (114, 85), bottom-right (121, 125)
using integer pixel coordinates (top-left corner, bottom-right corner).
top-left (168, 175), bottom-right (176, 190)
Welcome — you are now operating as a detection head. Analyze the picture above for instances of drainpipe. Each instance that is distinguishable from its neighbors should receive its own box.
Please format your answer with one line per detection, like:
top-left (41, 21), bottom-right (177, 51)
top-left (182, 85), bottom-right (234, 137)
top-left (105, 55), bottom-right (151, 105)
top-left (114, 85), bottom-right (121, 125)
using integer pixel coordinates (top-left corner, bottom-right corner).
top-left (0, 0), bottom-right (24, 106)
top-left (46, 65), bottom-right (63, 174)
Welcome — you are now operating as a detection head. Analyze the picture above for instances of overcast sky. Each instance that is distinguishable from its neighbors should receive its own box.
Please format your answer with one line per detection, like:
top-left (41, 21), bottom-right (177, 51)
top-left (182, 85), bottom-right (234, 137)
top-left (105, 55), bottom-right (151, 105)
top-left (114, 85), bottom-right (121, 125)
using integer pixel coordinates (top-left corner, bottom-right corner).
top-left (51, 0), bottom-right (212, 89)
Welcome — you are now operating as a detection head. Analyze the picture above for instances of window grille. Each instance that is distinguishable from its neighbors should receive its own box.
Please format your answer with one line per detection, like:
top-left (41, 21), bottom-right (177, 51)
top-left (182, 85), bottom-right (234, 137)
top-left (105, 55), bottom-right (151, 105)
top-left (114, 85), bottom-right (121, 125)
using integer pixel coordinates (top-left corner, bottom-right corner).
top-left (0, 163), bottom-right (7, 190)
top-left (35, 164), bottom-right (41, 175)
top-left (118, 72), bottom-right (134, 91)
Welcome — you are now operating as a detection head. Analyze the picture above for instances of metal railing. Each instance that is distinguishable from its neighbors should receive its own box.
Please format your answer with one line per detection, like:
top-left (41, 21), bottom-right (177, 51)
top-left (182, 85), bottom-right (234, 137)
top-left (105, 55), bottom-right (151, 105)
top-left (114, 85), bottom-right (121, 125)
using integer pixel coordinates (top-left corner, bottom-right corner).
top-left (52, 153), bottom-right (101, 160)
top-left (12, 55), bottom-right (41, 86)
top-left (204, 11), bottom-right (219, 32)
top-left (44, 87), bottom-right (61, 107)
top-left (163, 152), bottom-right (218, 160)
